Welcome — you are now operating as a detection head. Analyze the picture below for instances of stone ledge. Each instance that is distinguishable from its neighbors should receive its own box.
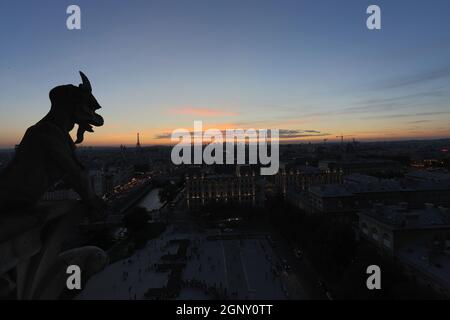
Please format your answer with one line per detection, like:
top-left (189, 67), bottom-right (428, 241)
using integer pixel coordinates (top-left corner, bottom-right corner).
top-left (0, 200), bottom-right (107, 299)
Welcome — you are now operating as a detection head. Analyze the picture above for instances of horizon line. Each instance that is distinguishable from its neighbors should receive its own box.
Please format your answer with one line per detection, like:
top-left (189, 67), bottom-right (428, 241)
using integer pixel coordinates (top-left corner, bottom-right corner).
top-left (1, 136), bottom-right (449, 151)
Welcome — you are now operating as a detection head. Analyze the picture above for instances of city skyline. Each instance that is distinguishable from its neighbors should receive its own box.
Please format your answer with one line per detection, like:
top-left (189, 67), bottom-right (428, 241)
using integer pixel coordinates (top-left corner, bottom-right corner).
top-left (1, 0), bottom-right (450, 147)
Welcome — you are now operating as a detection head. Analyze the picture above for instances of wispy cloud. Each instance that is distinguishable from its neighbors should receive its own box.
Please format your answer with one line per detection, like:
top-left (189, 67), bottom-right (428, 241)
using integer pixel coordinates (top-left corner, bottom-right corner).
top-left (361, 111), bottom-right (450, 120)
top-left (377, 66), bottom-right (450, 89)
top-left (278, 129), bottom-right (330, 139)
top-left (155, 129), bottom-right (330, 140)
top-left (154, 132), bottom-right (173, 140)
top-left (168, 107), bottom-right (238, 117)
top-left (407, 120), bottom-right (432, 124)
top-left (299, 90), bottom-right (448, 119)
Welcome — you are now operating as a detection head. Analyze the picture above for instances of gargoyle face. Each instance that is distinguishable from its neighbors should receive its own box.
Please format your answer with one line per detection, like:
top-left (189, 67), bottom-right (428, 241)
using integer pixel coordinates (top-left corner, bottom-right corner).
top-left (73, 72), bottom-right (104, 144)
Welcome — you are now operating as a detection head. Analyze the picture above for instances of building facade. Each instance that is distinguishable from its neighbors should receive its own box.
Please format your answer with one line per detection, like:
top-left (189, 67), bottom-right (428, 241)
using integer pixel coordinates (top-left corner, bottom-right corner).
top-left (185, 167), bottom-right (257, 210)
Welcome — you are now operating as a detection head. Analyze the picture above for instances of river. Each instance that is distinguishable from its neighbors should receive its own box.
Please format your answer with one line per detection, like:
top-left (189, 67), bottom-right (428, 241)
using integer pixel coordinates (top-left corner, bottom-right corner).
top-left (137, 188), bottom-right (163, 211)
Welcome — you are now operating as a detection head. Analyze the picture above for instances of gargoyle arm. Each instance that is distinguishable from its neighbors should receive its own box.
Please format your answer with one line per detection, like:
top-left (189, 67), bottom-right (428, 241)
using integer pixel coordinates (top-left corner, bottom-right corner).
top-left (39, 131), bottom-right (96, 203)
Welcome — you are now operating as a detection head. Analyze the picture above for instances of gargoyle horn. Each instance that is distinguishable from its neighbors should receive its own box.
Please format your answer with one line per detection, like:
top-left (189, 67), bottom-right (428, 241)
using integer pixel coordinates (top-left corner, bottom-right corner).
top-left (79, 71), bottom-right (92, 92)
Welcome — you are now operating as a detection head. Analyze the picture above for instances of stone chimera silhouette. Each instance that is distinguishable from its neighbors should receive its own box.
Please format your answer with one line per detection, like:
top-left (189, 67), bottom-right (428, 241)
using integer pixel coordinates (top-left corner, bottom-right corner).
top-left (0, 72), bottom-right (104, 212)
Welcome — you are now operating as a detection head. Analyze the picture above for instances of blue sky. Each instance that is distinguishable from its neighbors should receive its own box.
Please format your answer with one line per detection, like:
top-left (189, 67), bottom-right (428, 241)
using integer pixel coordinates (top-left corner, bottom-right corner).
top-left (1, 0), bottom-right (450, 146)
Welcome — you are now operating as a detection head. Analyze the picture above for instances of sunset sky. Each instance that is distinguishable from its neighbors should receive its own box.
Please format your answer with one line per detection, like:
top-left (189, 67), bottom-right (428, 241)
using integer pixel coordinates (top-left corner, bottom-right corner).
top-left (1, 0), bottom-right (450, 147)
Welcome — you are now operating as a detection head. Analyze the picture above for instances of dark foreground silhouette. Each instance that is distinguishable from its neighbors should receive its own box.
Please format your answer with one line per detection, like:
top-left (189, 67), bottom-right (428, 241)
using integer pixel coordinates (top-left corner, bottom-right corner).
top-left (0, 72), bottom-right (104, 212)
top-left (0, 72), bottom-right (108, 299)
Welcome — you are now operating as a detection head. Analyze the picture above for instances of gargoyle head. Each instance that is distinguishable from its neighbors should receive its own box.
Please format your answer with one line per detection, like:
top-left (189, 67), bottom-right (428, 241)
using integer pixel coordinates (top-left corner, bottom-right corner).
top-left (49, 72), bottom-right (104, 144)
top-left (73, 72), bottom-right (104, 144)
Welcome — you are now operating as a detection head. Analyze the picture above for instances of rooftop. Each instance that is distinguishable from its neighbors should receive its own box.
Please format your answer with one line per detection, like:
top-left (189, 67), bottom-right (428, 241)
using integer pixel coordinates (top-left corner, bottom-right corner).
top-left (398, 242), bottom-right (450, 290)
top-left (406, 170), bottom-right (450, 182)
top-left (311, 174), bottom-right (450, 198)
top-left (360, 204), bottom-right (450, 229)
top-left (309, 184), bottom-right (353, 197)
top-left (285, 165), bottom-right (322, 175)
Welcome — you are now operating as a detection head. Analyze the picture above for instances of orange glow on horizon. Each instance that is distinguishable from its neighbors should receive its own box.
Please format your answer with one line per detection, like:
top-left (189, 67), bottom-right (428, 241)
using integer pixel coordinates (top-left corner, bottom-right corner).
top-left (1, 123), bottom-right (449, 148)
top-left (76, 129), bottom-right (450, 147)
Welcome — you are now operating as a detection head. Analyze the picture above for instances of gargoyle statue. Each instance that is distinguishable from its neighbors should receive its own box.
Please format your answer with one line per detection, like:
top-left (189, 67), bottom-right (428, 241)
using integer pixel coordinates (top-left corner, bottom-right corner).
top-left (0, 72), bottom-right (109, 300)
top-left (0, 72), bottom-right (104, 213)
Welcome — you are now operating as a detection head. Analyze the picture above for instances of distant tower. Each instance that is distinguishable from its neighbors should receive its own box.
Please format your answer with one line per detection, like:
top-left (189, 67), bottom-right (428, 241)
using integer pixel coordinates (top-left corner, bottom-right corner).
top-left (136, 133), bottom-right (141, 149)
top-left (134, 132), bottom-right (147, 172)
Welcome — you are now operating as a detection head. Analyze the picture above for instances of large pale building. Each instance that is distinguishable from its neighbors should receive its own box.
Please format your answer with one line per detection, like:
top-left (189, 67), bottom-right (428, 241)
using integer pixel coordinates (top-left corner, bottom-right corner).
top-left (185, 166), bottom-right (257, 210)
top-left (275, 164), bottom-right (342, 194)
